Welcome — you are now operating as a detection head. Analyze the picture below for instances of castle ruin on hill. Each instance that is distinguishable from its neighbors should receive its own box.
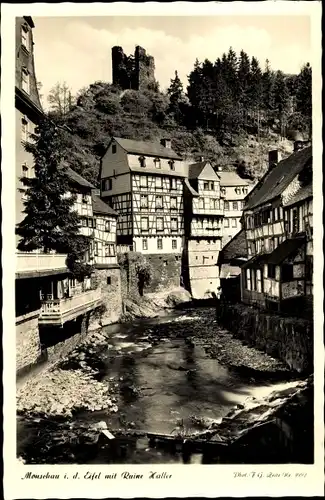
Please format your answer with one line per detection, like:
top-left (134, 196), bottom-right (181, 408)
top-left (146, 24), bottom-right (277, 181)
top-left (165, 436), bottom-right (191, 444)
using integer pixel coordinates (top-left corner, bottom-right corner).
top-left (112, 45), bottom-right (157, 92)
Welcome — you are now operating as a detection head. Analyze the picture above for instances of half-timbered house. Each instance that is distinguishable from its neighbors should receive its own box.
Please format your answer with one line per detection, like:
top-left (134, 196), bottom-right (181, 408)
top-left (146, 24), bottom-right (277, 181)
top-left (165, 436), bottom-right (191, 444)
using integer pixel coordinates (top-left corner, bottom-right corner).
top-left (183, 161), bottom-right (224, 298)
top-left (217, 170), bottom-right (255, 247)
top-left (241, 144), bottom-right (313, 317)
top-left (91, 191), bottom-right (118, 267)
top-left (100, 137), bottom-right (187, 254)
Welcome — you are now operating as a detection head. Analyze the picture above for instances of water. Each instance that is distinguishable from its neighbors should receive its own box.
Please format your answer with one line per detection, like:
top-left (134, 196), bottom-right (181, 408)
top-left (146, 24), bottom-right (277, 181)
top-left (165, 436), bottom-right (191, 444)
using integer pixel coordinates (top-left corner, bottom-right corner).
top-left (17, 308), bottom-right (299, 464)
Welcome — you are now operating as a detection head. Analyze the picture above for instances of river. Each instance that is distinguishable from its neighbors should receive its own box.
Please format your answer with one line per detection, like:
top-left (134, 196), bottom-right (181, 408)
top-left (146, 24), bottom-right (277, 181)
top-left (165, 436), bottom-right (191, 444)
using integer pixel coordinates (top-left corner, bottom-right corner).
top-left (17, 307), bottom-right (302, 464)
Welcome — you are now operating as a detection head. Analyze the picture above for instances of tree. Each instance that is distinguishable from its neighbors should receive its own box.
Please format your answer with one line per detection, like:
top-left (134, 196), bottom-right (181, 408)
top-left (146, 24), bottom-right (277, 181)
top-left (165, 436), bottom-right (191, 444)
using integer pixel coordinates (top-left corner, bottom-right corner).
top-left (273, 70), bottom-right (291, 137)
top-left (237, 50), bottom-right (251, 116)
top-left (295, 63), bottom-right (312, 138)
top-left (167, 70), bottom-right (184, 111)
top-left (16, 118), bottom-right (93, 279)
top-left (47, 82), bottom-right (75, 117)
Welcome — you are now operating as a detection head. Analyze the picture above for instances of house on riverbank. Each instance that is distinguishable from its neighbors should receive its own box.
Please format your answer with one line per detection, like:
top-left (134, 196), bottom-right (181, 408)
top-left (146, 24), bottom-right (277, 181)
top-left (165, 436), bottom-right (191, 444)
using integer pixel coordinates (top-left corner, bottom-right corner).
top-left (240, 142), bottom-right (313, 317)
top-left (183, 160), bottom-right (224, 298)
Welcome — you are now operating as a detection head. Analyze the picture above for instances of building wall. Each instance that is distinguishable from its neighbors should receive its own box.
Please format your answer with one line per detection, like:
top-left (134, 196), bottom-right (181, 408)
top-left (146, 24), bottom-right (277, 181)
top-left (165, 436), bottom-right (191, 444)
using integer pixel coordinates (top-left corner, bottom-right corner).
top-left (133, 235), bottom-right (183, 254)
top-left (91, 267), bottom-right (122, 324)
top-left (16, 313), bottom-right (42, 374)
top-left (92, 214), bottom-right (118, 266)
top-left (221, 182), bottom-right (253, 246)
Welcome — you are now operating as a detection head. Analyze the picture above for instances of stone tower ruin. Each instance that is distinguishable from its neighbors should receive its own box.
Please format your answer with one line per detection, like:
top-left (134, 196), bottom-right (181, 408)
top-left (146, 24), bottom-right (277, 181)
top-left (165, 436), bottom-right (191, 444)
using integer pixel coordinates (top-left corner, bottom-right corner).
top-left (112, 45), bottom-right (157, 91)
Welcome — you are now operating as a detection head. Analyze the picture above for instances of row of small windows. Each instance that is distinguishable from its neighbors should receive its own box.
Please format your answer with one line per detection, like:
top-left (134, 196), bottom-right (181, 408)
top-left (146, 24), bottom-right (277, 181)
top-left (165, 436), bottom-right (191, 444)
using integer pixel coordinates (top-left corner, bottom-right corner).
top-left (140, 194), bottom-right (178, 209)
top-left (80, 217), bottom-right (111, 232)
top-left (101, 176), bottom-right (179, 192)
top-left (224, 217), bottom-right (239, 228)
top-left (197, 198), bottom-right (220, 210)
top-left (142, 238), bottom-right (178, 251)
top-left (224, 200), bottom-right (244, 211)
top-left (246, 207), bottom-right (283, 229)
top-left (140, 216), bottom-right (178, 232)
top-left (221, 186), bottom-right (249, 196)
top-left (91, 242), bottom-right (116, 257)
top-left (138, 156), bottom-right (176, 171)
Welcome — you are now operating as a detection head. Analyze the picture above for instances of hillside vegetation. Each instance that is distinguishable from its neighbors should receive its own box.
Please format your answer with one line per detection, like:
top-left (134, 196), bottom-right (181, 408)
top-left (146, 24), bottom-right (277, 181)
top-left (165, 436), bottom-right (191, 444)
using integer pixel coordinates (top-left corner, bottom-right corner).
top-left (48, 48), bottom-right (312, 186)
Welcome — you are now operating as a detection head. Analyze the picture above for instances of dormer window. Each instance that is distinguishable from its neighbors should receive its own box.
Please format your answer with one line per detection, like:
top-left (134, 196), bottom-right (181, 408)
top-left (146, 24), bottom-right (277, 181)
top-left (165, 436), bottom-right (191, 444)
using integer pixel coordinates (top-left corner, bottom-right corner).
top-left (168, 160), bottom-right (175, 171)
top-left (112, 144), bottom-right (117, 154)
top-left (139, 156), bottom-right (146, 168)
top-left (21, 25), bottom-right (31, 51)
top-left (154, 158), bottom-right (161, 169)
top-left (21, 68), bottom-right (30, 94)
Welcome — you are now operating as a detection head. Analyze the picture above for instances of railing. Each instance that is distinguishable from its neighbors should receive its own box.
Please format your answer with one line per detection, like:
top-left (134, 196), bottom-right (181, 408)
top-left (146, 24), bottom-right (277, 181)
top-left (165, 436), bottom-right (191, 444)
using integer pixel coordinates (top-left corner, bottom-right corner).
top-left (16, 252), bottom-right (67, 274)
top-left (39, 288), bottom-right (102, 325)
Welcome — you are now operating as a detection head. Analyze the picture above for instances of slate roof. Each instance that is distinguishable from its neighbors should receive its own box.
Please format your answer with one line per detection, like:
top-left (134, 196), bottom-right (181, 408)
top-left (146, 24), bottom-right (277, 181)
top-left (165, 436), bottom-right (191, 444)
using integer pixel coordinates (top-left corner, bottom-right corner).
top-left (282, 183), bottom-right (313, 207)
top-left (266, 237), bottom-right (305, 265)
top-left (218, 171), bottom-right (252, 187)
top-left (188, 161), bottom-right (220, 181)
top-left (65, 167), bottom-right (95, 189)
top-left (218, 229), bottom-right (248, 264)
top-left (245, 146), bottom-right (312, 210)
top-left (113, 137), bottom-right (182, 161)
top-left (184, 178), bottom-right (199, 197)
top-left (241, 254), bottom-right (269, 270)
top-left (91, 193), bottom-right (118, 217)
top-left (219, 264), bottom-right (242, 278)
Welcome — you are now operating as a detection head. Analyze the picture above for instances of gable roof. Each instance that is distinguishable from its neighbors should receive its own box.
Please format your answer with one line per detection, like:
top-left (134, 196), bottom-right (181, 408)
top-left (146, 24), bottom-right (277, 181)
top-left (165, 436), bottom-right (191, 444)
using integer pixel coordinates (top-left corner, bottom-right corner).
top-left (91, 193), bottom-right (118, 216)
top-left (282, 183), bottom-right (313, 207)
top-left (218, 229), bottom-right (247, 264)
top-left (218, 171), bottom-right (252, 187)
top-left (113, 137), bottom-right (182, 161)
top-left (245, 146), bottom-right (312, 210)
top-left (65, 167), bottom-right (95, 189)
top-left (188, 161), bottom-right (220, 181)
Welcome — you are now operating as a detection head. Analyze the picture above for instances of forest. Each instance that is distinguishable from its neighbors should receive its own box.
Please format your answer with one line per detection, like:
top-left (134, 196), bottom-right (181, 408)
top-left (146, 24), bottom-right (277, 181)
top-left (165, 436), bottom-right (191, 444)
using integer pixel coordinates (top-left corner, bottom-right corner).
top-left (44, 47), bottom-right (312, 185)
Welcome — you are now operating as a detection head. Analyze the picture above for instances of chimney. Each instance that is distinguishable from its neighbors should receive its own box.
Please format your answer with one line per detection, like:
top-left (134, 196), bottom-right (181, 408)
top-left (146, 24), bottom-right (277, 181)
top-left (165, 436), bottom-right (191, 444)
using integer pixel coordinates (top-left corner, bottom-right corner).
top-left (161, 138), bottom-right (171, 149)
top-left (217, 166), bottom-right (223, 172)
top-left (268, 150), bottom-right (281, 169)
top-left (198, 155), bottom-right (204, 162)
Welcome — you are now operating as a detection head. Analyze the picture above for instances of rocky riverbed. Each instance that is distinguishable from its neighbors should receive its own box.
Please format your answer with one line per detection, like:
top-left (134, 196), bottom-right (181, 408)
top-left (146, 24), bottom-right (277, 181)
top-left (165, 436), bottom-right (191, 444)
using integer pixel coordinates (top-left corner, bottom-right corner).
top-left (17, 306), bottom-right (312, 464)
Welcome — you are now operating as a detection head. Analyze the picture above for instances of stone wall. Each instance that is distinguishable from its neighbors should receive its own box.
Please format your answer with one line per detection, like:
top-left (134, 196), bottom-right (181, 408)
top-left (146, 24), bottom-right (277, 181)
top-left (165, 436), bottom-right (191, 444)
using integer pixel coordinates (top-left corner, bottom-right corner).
top-left (217, 303), bottom-right (313, 373)
top-left (118, 252), bottom-right (182, 299)
top-left (91, 266), bottom-right (122, 325)
top-left (16, 312), bottom-right (42, 375)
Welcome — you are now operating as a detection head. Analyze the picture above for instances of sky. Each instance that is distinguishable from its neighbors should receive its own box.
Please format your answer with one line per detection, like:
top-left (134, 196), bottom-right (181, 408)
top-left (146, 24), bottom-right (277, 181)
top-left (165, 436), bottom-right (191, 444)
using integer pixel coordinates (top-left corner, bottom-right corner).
top-left (32, 15), bottom-right (311, 107)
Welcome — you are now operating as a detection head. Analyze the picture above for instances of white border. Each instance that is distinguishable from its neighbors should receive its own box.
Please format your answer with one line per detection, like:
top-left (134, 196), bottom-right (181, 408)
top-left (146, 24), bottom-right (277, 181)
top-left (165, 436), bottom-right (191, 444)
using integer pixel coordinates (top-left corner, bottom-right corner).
top-left (1, 2), bottom-right (323, 498)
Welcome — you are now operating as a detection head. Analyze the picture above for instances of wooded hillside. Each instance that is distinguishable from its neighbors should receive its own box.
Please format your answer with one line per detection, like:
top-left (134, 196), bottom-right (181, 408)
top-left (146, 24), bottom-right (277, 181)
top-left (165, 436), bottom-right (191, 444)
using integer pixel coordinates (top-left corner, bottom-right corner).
top-left (47, 48), bottom-right (312, 186)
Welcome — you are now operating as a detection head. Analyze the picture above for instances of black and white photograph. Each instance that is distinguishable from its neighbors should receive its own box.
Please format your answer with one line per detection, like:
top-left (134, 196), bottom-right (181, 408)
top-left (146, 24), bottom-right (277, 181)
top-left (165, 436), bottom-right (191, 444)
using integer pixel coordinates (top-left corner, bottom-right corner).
top-left (1, 1), bottom-right (323, 498)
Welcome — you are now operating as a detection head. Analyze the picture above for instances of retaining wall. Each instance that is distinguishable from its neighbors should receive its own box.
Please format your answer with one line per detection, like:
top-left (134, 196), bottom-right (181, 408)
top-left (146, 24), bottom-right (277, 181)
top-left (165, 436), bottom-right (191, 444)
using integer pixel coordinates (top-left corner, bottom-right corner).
top-left (217, 303), bottom-right (313, 373)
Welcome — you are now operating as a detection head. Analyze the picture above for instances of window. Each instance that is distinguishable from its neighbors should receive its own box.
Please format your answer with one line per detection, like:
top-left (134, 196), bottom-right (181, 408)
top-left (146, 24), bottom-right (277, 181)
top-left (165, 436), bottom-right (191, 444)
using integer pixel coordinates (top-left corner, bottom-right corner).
top-left (203, 182), bottom-right (209, 190)
top-left (273, 207), bottom-right (278, 221)
top-left (170, 196), bottom-right (177, 209)
top-left (171, 217), bottom-right (178, 231)
top-left (224, 201), bottom-right (229, 211)
top-left (256, 269), bottom-right (262, 293)
top-left (168, 160), bottom-right (175, 171)
top-left (156, 195), bottom-right (163, 209)
top-left (232, 201), bottom-right (238, 210)
top-left (112, 144), bottom-right (117, 154)
top-left (157, 239), bottom-right (163, 250)
top-left (224, 218), bottom-right (229, 228)
top-left (21, 68), bottom-right (30, 94)
top-left (94, 242), bottom-right (98, 256)
top-left (156, 177), bottom-right (162, 189)
top-left (142, 239), bottom-right (148, 251)
top-left (246, 269), bottom-right (251, 290)
top-left (169, 178), bottom-right (177, 190)
top-left (235, 187), bottom-right (241, 195)
top-left (21, 118), bottom-right (28, 142)
top-left (199, 198), bottom-right (204, 209)
top-left (21, 25), bottom-right (30, 51)
top-left (292, 207), bottom-right (299, 233)
top-left (305, 256), bottom-right (313, 281)
top-left (105, 220), bottom-right (111, 232)
top-left (82, 218), bottom-right (87, 227)
top-left (140, 176), bottom-right (148, 188)
top-left (139, 156), bottom-right (146, 168)
top-left (107, 277), bottom-right (111, 285)
top-left (140, 194), bottom-right (148, 209)
top-left (172, 239), bottom-right (177, 249)
top-left (101, 178), bottom-right (112, 191)
top-left (221, 187), bottom-right (226, 196)
top-left (282, 263), bottom-right (293, 281)
top-left (141, 217), bottom-right (149, 231)
top-left (268, 264), bottom-right (276, 279)
top-left (88, 218), bottom-right (94, 228)
top-left (210, 182), bottom-right (215, 191)
top-left (232, 218), bottom-right (237, 228)
top-left (157, 217), bottom-right (164, 231)
top-left (213, 199), bottom-right (219, 210)
top-left (154, 158), bottom-right (161, 169)
top-left (242, 187), bottom-right (248, 195)
top-left (82, 194), bottom-right (88, 204)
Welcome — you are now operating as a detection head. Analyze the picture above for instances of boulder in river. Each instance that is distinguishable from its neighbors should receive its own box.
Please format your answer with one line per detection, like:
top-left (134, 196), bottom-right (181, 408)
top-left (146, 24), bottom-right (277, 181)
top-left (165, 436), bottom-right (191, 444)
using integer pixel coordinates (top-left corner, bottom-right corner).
top-left (166, 288), bottom-right (192, 307)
